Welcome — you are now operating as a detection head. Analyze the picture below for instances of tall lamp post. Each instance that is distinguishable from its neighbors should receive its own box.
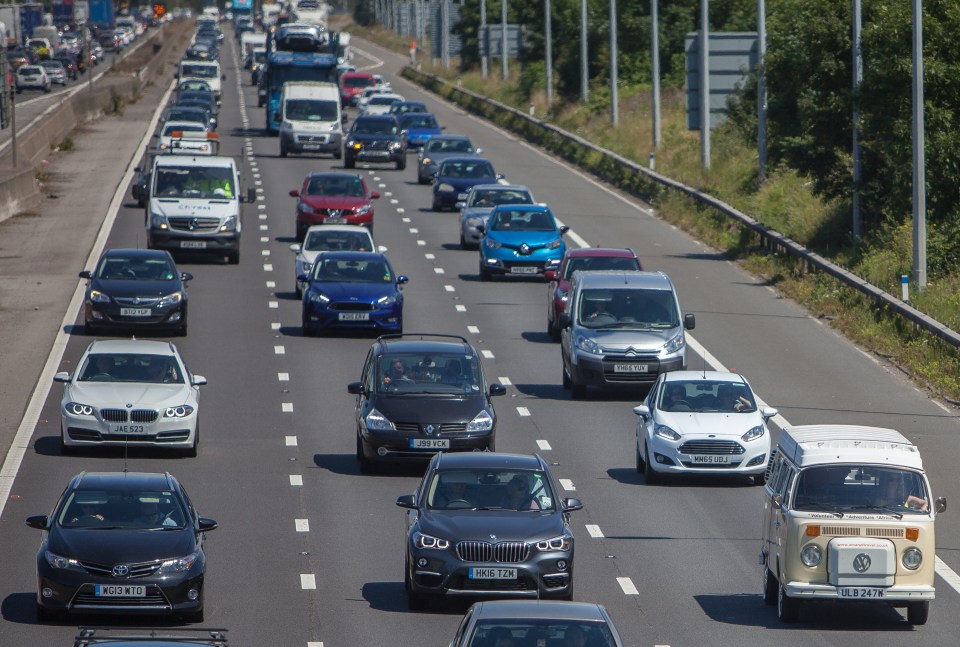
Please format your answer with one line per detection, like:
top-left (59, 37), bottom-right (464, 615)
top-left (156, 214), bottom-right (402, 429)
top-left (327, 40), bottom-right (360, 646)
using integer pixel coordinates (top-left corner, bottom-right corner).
top-left (609, 0), bottom-right (618, 126)
top-left (580, 0), bottom-right (588, 103)
top-left (545, 0), bottom-right (552, 106)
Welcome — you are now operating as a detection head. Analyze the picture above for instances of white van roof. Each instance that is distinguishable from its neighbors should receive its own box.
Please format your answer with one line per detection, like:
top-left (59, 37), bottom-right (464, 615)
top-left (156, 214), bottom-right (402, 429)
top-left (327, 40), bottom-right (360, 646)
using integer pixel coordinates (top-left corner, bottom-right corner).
top-left (778, 425), bottom-right (923, 470)
top-left (282, 82), bottom-right (340, 101)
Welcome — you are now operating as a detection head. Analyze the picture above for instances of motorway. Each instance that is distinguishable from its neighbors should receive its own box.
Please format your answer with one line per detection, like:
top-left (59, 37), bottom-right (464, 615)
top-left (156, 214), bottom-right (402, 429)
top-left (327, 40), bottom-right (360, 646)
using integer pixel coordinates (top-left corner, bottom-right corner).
top-left (1, 28), bottom-right (959, 647)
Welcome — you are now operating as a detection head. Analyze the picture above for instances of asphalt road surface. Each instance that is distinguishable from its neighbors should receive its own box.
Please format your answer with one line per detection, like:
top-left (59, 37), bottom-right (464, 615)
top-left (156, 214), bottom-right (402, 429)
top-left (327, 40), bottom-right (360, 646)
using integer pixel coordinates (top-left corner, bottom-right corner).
top-left (0, 31), bottom-right (958, 647)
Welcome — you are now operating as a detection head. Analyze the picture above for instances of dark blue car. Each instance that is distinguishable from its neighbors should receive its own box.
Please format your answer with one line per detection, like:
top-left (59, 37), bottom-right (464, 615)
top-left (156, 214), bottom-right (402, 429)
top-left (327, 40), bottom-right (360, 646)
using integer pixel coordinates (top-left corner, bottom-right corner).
top-left (432, 157), bottom-right (502, 212)
top-left (300, 251), bottom-right (408, 335)
top-left (398, 112), bottom-right (443, 149)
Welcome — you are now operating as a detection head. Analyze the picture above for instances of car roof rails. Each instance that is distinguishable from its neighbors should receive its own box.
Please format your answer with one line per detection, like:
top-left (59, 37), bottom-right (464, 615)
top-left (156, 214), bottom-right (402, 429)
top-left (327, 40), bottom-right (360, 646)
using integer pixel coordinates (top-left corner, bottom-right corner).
top-left (75, 627), bottom-right (229, 646)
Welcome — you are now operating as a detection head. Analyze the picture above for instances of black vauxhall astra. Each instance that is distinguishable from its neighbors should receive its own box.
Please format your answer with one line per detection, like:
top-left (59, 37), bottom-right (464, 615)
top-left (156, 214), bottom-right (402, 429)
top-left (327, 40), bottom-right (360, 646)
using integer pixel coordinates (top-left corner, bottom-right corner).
top-left (27, 471), bottom-right (217, 622)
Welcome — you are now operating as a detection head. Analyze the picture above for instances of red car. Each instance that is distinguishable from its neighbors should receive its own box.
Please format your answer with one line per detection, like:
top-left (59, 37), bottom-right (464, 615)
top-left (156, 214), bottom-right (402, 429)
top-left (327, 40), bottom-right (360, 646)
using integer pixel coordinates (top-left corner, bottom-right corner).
top-left (339, 71), bottom-right (376, 106)
top-left (290, 172), bottom-right (380, 241)
top-left (545, 247), bottom-right (643, 340)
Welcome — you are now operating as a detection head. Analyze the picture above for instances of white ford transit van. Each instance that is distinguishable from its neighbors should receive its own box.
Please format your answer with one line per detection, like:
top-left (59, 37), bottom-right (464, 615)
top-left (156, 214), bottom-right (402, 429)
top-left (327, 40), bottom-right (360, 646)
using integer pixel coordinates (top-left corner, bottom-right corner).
top-left (278, 81), bottom-right (343, 158)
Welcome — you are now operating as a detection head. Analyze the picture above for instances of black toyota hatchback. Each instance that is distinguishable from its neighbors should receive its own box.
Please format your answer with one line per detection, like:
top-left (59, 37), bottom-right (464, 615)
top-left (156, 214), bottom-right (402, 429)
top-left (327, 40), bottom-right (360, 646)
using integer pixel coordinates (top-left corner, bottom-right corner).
top-left (348, 334), bottom-right (506, 472)
top-left (80, 249), bottom-right (192, 336)
top-left (27, 471), bottom-right (217, 622)
top-left (396, 452), bottom-right (583, 609)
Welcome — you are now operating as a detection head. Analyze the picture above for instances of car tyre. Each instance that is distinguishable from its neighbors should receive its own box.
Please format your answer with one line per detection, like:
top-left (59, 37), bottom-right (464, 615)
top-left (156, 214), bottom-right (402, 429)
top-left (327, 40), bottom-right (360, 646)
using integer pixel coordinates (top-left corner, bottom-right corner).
top-left (295, 282), bottom-right (302, 299)
top-left (762, 565), bottom-right (777, 606)
top-left (753, 471), bottom-right (767, 486)
top-left (570, 381), bottom-right (586, 400)
top-left (562, 365), bottom-right (571, 390)
top-left (344, 155), bottom-right (355, 169)
top-left (460, 233), bottom-right (468, 249)
top-left (907, 601), bottom-right (929, 625)
top-left (356, 434), bottom-right (376, 474)
top-left (643, 444), bottom-right (660, 484)
top-left (479, 263), bottom-right (491, 282)
top-left (405, 564), bottom-right (427, 611)
top-left (296, 222), bottom-right (308, 242)
top-left (334, 148), bottom-right (342, 160)
top-left (395, 157), bottom-right (406, 171)
top-left (635, 441), bottom-right (645, 473)
top-left (417, 175), bottom-right (429, 185)
top-left (777, 583), bottom-right (800, 622)
top-left (227, 252), bottom-right (240, 265)
top-left (548, 319), bottom-right (559, 342)
top-left (279, 142), bottom-right (288, 158)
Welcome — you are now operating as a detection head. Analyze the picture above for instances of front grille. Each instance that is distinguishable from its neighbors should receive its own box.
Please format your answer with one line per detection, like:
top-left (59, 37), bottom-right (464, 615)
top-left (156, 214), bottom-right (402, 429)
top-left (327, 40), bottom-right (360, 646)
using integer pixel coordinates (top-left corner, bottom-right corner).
top-left (678, 440), bottom-right (745, 455)
top-left (456, 541), bottom-right (530, 563)
top-left (114, 297), bottom-right (160, 307)
top-left (131, 409), bottom-right (159, 423)
top-left (167, 217), bottom-right (220, 233)
top-left (364, 140), bottom-right (392, 150)
top-left (821, 526), bottom-right (861, 537)
top-left (330, 302), bottom-right (375, 311)
top-left (395, 422), bottom-right (468, 434)
top-left (100, 409), bottom-right (127, 422)
top-left (100, 433), bottom-right (159, 442)
top-left (300, 135), bottom-right (327, 143)
top-left (79, 559), bottom-right (163, 578)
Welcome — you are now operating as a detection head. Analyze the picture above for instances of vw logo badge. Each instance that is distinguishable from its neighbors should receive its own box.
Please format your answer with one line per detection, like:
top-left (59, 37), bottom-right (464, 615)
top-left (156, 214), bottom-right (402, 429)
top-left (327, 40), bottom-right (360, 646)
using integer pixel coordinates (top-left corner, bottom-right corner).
top-left (853, 553), bottom-right (872, 573)
top-left (112, 564), bottom-right (129, 577)
top-left (424, 424), bottom-right (436, 435)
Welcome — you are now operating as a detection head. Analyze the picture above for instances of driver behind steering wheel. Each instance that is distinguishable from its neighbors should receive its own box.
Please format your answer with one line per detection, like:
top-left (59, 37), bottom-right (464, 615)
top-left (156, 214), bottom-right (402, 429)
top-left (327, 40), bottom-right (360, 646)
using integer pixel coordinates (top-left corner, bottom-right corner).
top-left (433, 472), bottom-right (475, 509)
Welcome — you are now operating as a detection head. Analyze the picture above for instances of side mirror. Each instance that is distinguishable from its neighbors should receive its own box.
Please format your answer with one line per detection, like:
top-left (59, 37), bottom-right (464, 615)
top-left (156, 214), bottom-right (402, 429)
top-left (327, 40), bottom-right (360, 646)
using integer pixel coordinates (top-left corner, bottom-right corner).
top-left (347, 381), bottom-right (364, 395)
top-left (543, 269), bottom-right (556, 281)
top-left (53, 372), bottom-right (71, 383)
top-left (935, 497), bottom-right (947, 514)
top-left (475, 147), bottom-right (483, 154)
top-left (563, 497), bottom-right (583, 512)
top-left (78, 270), bottom-right (92, 279)
top-left (397, 275), bottom-right (409, 285)
top-left (772, 494), bottom-right (783, 510)
top-left (559, 226), bottom-right (570, 235)
top-left (489, 384), bottom-right (506, 397)
top-left (289, 243), bottom-right (302, 253)
top-left (25, 515), bottom-right (49, 530)
top-left (181, 272), bottom-right (193, 282)
top-left (683, 313), bottom-right (696, 330)
top-left (632, 404), bottom-right (650, 418)
top-left (296, 273), bottom-right (308, 282)
top-left (370, 192), bottom-right (380, 200)
top-left (221, 73), bottom-right (226, 80)
top-left (761, 407), bottom-right (778, 420)
top-left (455, 202), bottom-right (466, 209)
top-left (378, 245), bottom-right (388, 253)
top-left (289, 189), bottom-right (300, 197)
top-left (395, 494), bottom-right (417, 509)
top-left (198, 517), bottom-right (219, 532)
top-left (192, 375), bottom-right (208, 386)
top-left (496, 173), bottom-right (505, 180)
top-left (247, 187), bottom-right (257, 203)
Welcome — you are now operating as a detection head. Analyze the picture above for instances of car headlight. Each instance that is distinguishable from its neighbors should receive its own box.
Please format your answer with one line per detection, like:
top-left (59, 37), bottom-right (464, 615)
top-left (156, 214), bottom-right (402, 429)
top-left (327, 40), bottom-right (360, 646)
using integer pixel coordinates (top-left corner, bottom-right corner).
top-left (308, 292), bottom-right (330, 305)
top-left (422, 156), bottom-right (432, 165)
top-left (377, 294), bottom-right (397, 307)
top-left (158, 551), bottom-right (200, 573)
top-left (301, 261), bottom-right (313, 274)
top-left (437, 183), bottom-right (454, 193)
top-left (164, 405), bottom-right (195, 418)
top-left (157, 291), bottom-right (184, 307)
top-left (800, 544), bottom-right (822, 567)
top-left (466, 409), bottom-right (494, 432)
top-left (364, 408), bottom-right (395, 431)
top-left (485, 237), bottom-right (501, 250)
top-left (559, 292), bottom-right (569, 302)
top-left (389, 141), bottom-right (401, 150)
top-left (536, 533), bottom-right (572, 551)
top-left (89, 290), bottom-right (111, 304)
top-left (45, 550), bottom-right (81, 570)
top-left (575, 334), bottom-right (602, 355)
top-left (902, 547), bottom-right (922, 570)
top-left (741, 425), bottom-right (765, 442)
top-left (65, 402), bottom-right (94, 416)
top-left (413, 532), bottom-right (450, 550)
top-left (298, 202), bottom-right (314, 214)
top-left (281, 120), bottom-right (293, 130)
top-left (546, 238), bottom-right (563, 249)
top-left (219, 216), bottom-right (237, 232)
top-left (655, 424), bottom-right (681, 441)
top-left (663, 332), bottom-right (685, 354)
top-left (355, 204), bottom-right (372, 215)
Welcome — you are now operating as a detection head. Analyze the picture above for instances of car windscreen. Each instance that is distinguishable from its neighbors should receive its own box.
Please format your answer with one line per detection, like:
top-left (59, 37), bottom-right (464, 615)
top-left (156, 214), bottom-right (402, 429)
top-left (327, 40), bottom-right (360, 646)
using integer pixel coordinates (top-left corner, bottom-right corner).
top-left (58, 489), bottom-right (189, 529)
top-left (285, 99), bottom-right (339, 122)
top-left (310, 257), bottom-right (393, 283)
top-left (489, 209), bottom-right (555, 232)
top-left (577, 288), bottom-right (680, 329)
top-left (425, 469), bottom-right (556, 511)
top-left (562, 255), bottom-right (640, 279)
top-left (470, 189), bottom-right (533, 208)
top-left (657, 381), bottom-right (756, 413)
top-left (391, 103), bottom-right (426, 114)
top-left (96, 255), bottom-right (178, 281)
top-left (351, 120), bottom-right (397, 135)
top-left (375, 352), bottom-right (483, 395)
top-left (154, 166), bottom-right (236, 199)
top-left (440, 160), bottom-right (495, 179)
top-left (163, 123), bottom-right (206, 136)
top-left (369, 96), bottom-right (401, 106)
top-left (304, 230), bottom-right (373, 252)
top-left (466, 621), bottom-right (616, 647)
top-left (792, 466), bottom-right (930, 514)
top-left (306, 175), bottom-right (365, 197)
top-left (180, 64), bottom-right (217, 78)
top-left (426, 138), bottom-right (473, 154)
top-left (400, 114), bottom-right (439, 129)
top-left (77, 353), bottom-right (185, 384)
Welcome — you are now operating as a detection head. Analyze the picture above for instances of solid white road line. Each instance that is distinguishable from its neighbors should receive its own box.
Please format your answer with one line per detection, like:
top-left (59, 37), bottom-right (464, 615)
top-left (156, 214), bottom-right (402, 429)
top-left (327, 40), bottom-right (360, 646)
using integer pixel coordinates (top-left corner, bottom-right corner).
top-left (536, 440), bottom-right (552, 451)
top-left (295, 519), bottom-right (310, 532)
top-left (289, 475), bottom-right (303, 486)
top-left (617, 577), bottom-right (639, 595)
top-left (300, 574), bottom-right (316, 589)
top-left (586, 524), bottom-right (604, 538)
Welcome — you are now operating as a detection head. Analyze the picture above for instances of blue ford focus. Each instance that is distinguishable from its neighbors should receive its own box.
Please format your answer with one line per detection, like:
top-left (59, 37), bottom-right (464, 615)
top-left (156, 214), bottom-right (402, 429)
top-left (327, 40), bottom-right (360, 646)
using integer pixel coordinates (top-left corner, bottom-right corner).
top-left (478, 205), bottom-right (569, 281)
top-left (300, 251), bottom-right (408, 335)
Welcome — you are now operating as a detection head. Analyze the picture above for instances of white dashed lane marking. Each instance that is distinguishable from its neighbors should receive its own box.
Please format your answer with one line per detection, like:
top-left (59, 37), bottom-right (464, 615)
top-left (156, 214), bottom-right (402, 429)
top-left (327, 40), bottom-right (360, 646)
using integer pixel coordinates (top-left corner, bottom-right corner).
top-left (586, 524), bottom-right (604, 538)
top-left (274, 346), bottom-right (285, 355)
top-left (434, 268), bottom-right (445, 274)
top-left (417, 240), bottom-right (426, 246)
top-left (559, 479), bottom-right (576, 491)
top-left (261, 236), bottom-right (269, 243)
top-left (285, 436), bottom-right (298, 446)
top-left (271, 323), bottom-right (281, 331)
top-left (445, 285), bottom-right (455, 292)
top-left (617, 577), bottom-right (639, 595)
top-left (385, 191), bottom-right (393, 197)
top-left (278, 373), bottom-right (289, 381)
top-left (498, 377), bottom-right (511, 385)
top-left (282, 403), bottom-right (293, 413)
top-left (409, 228), bottom-right (419, 234)
top-left (260, 224), bottom-right (268, 230)
top-left (468, 325), bottom-right (479, 334)
top-left (263, 264), bottom-right (273, 272)
top-left (266, 281), bottom-right (275, 288)
top-left (300, 574), bottom-right (316, 590)
top-left (289, 475), bottom-right (303, 486)
top-left (517, 407), bottom-right (530, 417)
top-left (269, 301), bottom-right (278, 309)
top-left (295, 519), bottom-right (310, 532)
top-left (455, 305), bottom-right (467, 312)
top-left (261, 250), bottom-right (270, 256)
top-left (402, 217), bottom-right (410, 222)
top-left (537, 439), bottom-right (552, 451)
top-left (397, 208), bottom-right (405, 213)
top-left (481, 350), bottom-right (494, 359)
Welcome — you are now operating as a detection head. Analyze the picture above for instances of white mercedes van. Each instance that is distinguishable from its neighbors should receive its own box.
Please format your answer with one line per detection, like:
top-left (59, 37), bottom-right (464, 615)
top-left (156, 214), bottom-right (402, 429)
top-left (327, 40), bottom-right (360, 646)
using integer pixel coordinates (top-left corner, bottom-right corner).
top-left (278, 82), bottom-right (343, 158)
top-left (760, 425), bottom-right (945, 625)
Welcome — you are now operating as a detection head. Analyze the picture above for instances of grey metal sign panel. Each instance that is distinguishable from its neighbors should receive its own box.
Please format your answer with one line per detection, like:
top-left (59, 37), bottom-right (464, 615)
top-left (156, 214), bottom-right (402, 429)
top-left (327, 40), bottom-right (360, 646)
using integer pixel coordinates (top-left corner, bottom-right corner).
top-left (430, 1), bottom-right (461, 58)
top-left (685, 32), bottom-right (758, 131)
top-left (479, 25), bottom-right (521, 57)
